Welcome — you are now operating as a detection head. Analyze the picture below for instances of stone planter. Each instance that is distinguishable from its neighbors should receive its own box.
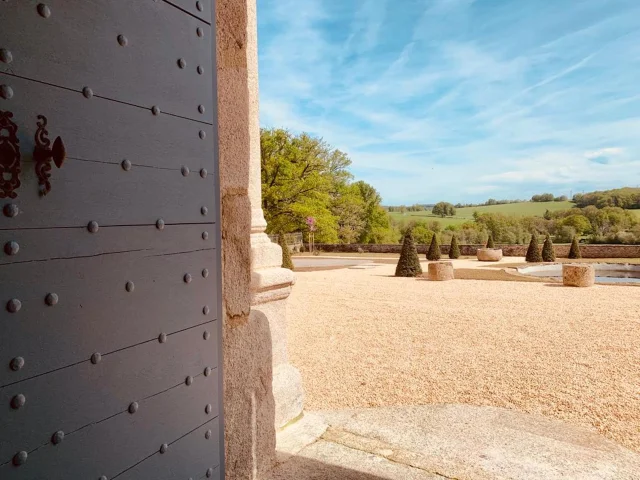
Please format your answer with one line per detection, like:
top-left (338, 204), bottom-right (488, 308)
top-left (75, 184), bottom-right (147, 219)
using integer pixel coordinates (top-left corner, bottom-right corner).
top-left (477, 248), bottom-right (503, 262)
top-left (427, 261), bottom-right (454, 281)
top-left (563, 264), bottom-right (595, 287)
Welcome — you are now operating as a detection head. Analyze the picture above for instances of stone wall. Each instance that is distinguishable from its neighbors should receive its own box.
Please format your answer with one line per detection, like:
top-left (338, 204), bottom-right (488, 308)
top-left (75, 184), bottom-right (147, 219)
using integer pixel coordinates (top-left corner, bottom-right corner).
top-left (309, 243), bottom-right (640, 258)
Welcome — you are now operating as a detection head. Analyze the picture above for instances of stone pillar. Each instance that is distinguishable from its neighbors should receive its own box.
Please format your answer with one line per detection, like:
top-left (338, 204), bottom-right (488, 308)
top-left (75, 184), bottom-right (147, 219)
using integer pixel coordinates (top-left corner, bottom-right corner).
top-left (244, 0), bottom-right (304, 432)
top-left (216, 0), bottom-right (303, 478)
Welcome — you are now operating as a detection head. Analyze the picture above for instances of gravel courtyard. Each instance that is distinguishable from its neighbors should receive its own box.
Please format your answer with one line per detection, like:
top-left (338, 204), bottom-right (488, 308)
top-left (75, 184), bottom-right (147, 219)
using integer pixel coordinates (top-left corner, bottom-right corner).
top-left (286, 260), bottom-right (640, 453)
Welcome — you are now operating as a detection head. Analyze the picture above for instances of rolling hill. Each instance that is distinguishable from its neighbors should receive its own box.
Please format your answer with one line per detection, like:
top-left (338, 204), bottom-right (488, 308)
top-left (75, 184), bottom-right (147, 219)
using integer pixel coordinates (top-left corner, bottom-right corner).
top-left (388, 201), bottom-right (576, 228)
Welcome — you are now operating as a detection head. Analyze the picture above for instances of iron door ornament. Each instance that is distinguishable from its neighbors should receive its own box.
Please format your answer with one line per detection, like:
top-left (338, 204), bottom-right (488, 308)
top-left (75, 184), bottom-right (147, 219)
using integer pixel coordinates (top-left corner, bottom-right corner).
top-left (0, 110), bottom-right (21, 198)
top-left (33, 115), bottom-right (66, 196)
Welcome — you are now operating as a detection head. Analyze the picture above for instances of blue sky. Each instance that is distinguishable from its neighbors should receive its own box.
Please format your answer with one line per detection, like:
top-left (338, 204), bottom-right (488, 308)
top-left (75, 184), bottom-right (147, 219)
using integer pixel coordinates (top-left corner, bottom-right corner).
top-left (257, 0), bottom-right (640, 205)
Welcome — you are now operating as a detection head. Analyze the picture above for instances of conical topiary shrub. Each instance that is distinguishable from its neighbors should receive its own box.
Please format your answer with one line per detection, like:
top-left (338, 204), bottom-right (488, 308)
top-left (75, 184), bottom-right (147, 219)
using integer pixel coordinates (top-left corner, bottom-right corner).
top-left (449, 235), bottom-right (461, 259)
top-left (427, 233), bottom-right (441, 261)
top-left (568, 235), bottom-right (582, 259)
top-left (279, 232), bottom-right (294, 270)
top-left (395, 229), bottom-right (422, 277)
top-left (525, 231), bottom-right (542, 262)
top-left (542, 233), bottom-right (556, 262)
top-left (486, 232), bottom-right (495, 249)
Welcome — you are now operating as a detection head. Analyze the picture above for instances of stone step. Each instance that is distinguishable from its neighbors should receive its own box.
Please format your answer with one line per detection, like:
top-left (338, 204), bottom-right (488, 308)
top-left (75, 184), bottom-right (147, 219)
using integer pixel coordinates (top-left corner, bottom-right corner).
top-left (270, 405), bottom-right (640, 480)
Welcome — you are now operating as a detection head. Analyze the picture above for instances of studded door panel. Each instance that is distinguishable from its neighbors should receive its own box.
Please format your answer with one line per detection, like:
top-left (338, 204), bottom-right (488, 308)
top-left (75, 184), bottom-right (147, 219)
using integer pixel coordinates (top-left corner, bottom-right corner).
top-left (0, 245), bottom-right (217, 385)
top-left (0, 1), bottom-right (222, 479)
top-left (0, 0), bottom-right (214, 123)
top-left (0, 75), bottom-right (215, 229)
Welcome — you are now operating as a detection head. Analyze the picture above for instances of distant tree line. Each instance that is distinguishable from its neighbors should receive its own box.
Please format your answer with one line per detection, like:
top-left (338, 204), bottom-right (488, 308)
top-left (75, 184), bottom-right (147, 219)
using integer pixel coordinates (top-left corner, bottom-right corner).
top-left (395, 205), bottom-right (640, 247)
top-left (531, 193), bottom-right (568, 202)
top-left (386, 193), bottom-right (574, 211)
top-left (385, 204), bottom-right (432, 213)
top-left (454, 198), bottom-right (526, 208)
top-left (386, 198), bottom-right (526, 210)
top-left (572, 187), bottom-right (640, 209)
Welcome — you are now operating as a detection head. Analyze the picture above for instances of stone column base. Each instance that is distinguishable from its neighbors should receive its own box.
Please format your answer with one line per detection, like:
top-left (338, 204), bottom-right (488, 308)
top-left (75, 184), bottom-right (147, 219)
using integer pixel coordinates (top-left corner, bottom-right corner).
top-left (273, 363), bottom-right (304, 429)
top-left (250, 230), bottom-right (305, 432)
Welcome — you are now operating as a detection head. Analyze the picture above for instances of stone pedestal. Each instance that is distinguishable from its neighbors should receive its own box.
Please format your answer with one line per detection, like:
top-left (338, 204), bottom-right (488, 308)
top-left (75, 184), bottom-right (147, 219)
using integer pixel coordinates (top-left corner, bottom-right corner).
top-left (563, 264), bottom-right (595, 287)
top-left (428, 261), bottom-right (455, 281)
top-left (250, 234), bottom-right (304, 430)
top-left (477, 248), bottom-right (503, 262)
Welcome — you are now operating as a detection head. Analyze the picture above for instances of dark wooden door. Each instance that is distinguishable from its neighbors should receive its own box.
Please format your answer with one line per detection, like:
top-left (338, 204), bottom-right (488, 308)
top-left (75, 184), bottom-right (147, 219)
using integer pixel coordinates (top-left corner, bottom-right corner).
top-left (0, 1), bottom-right (223, 478)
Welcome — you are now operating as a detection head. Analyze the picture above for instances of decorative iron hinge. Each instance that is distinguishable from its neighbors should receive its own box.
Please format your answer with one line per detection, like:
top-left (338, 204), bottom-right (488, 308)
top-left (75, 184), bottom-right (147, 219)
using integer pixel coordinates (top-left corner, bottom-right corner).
top-left (33, 115), bottom-right (65, 196)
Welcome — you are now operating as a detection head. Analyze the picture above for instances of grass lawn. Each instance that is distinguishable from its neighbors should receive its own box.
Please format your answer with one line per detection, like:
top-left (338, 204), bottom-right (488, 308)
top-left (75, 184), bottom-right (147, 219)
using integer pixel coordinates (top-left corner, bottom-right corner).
top-left (388, 201), bottom-right (575, 228)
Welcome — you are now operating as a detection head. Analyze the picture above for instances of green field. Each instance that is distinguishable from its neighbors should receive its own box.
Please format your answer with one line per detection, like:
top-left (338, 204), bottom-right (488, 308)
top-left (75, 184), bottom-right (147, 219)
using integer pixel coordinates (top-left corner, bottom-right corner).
top-left (388, 201), bottom-right (576, 228)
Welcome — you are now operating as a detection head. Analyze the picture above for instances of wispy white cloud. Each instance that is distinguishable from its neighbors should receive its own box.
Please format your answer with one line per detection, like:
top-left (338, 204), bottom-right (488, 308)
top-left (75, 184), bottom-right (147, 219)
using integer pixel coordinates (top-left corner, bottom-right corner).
top-left (257, 0), bottom-right (640, 203)
top-left (585, 147), bottom-right (624, 159)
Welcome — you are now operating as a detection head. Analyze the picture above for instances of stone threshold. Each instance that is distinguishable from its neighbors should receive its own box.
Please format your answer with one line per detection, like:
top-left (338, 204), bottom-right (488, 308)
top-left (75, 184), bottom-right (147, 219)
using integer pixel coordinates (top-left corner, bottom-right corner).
top-left (268, 405), bottom-right (640, 480)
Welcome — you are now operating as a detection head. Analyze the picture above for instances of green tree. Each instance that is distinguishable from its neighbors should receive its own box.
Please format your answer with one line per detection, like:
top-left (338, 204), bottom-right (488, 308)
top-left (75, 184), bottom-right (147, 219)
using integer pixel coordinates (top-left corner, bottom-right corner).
top-left (525, 231), bottom-right (542, 262)
top-left (449, 235), bottom-right (461, 259)
top-left (353, 181), bottom-right (394, 244)
top-left (562, 215), bottom-right (591, 235)
top-left (531, 193), bottom-right (555, 202)
top-left (568, 236), bottom-right (582, 259)
top-left (542, 233), bottom-right (556, 262)
top-left (278, 232), bottom-right (294, 270)
top-left (261, 129), bottom-right (349, 242)
top-left (474, 212), bottom-right (528, 244)
top-left (432, 201), bottom-right (456, 218)
top-left (572, 187), bottom-right (640, 209)
top-left (395, 229), bottom-right (422, 277)
top-left (427, 234), bottom-right (441, 261)
top-left (405, 222), bottom-right (434, 245)
top-left (486, 232), bottom-right (495, 248)
top-left (592, 207), bottom-right (636, 237)
top-left (331, 183), bottom-right (365, 244)
top-left (260, 129), bottom-right (394, 244)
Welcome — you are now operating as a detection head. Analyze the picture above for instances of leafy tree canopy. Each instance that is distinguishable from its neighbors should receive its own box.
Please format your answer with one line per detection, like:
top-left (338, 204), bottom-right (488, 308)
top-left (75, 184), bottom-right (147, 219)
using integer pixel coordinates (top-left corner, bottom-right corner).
top-left (573, 187), bottom-right (640, 209)
top-left (261, 128), bottom-right (394, 243)
top-left (432, 201), bottom-right (456, 218)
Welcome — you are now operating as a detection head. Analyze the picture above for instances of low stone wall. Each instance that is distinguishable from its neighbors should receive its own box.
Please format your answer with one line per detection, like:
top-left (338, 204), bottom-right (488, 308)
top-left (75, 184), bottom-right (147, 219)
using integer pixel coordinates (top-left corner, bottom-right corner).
top-left (308, 243), bottom-right (640, 258)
